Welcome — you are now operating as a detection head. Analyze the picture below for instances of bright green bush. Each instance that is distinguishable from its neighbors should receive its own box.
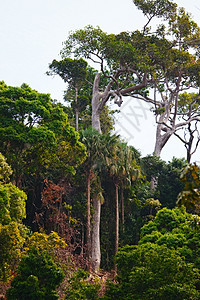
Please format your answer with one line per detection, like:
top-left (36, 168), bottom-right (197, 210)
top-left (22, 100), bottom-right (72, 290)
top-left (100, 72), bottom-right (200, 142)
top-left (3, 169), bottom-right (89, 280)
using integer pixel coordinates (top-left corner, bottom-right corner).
top-left (65, 269), bottom-right (100, 300)
top-left (0, 222), bottom-right (27, 281)
top-left (24, 231), bottom-right (67, 254)
top-left (105, 243), bottom-right (200, 299)
top-left (104, 207), bottom-right (200, 299)
top-left (6, 247), bottom-right (64, 300)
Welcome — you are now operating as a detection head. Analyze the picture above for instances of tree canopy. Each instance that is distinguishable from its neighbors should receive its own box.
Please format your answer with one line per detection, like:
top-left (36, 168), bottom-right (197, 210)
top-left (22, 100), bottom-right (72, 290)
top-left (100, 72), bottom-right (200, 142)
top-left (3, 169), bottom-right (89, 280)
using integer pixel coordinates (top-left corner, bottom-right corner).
top-left (0, 81), bottom-right (86, 184)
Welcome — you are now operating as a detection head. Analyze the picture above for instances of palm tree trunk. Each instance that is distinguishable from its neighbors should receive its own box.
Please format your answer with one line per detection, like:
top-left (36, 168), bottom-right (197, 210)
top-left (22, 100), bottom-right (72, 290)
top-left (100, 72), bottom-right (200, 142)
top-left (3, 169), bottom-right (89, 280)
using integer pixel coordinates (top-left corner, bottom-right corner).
top-left (86, 171), bottom-right (91, 268)
top-left (115, 183), bottom-right (119, 273)
top-left (121, 186), bottom-right (124, 232)
top-left (75, 87), bottom-right (79, 132)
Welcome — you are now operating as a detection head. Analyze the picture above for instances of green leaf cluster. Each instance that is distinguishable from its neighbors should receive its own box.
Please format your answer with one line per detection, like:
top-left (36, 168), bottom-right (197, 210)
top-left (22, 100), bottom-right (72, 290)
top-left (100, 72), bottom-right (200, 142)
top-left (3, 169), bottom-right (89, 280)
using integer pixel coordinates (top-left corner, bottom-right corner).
top-left (0, 222), bottom-right (27, 281)
top-left (0, 153), bottom-right (28, 281)
top-left (24, 231), bottom-right (67, 257)
top-left (65, 269), bottom-right (100, 300)
top-left (6, 247), bottom-right (64, 300)
top-left (177, 164), bottom-right (200, 213)
top-left (0, 82), bottom-right (86, 180)
top-left (105, 207), bottom-right (200, 299)
top-left (48, 58), bottom-right (87, 88)
top-left (133, 0), bottom-right (177, 21)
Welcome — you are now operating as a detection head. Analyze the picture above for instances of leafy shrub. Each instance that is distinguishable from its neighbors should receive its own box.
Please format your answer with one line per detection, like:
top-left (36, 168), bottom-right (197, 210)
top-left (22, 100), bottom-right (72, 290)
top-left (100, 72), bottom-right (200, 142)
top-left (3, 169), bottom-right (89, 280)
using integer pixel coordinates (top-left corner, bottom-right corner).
top-left (105, 243), bottom-right (200, 299)
top-left (25, 231), bottom-right (67, 254)
top-left (65, 269), bottom-right (100, 299)
top-left (6, 247), bottom-right (64, 300)
top-left (0, 222), bottom-right (27, 281)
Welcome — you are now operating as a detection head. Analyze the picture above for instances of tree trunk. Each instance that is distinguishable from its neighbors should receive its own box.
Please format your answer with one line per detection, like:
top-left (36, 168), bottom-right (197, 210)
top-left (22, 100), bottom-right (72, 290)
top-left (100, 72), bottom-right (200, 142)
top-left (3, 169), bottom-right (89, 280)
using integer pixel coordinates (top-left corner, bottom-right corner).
top-left (90, 73), bottom-right (103, 272)
top-left (121, 186), bottom-right (124, 232)
top-left (91, 195), bottom-right (101, 272)
top-left (92, 107), bottom-right (101, 133)
top-left (92, 73), bottom-right (102, 133)
top-left (186, 123), bottom-right (194, 163)
top-left (154, 127), bottom-right (168, 156)
top-left (86, 171), bottom-right (91, 268)
top-left (115, 183), bottom-right (119, 256)
top-left (114, 183), bottom-right (119, 274)
top-left (75, 87), bottom-right (79, 132)
top-left (90, 73), bottom-right (148, 273)
top-left (151, 122), bottom-right (172, 190)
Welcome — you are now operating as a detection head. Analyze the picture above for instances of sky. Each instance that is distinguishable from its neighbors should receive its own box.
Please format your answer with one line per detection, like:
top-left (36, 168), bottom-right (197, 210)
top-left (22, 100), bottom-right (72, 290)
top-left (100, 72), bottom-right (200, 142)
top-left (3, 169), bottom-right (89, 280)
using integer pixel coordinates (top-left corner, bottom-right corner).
top-left (0, 0), bottom-right (200, 163)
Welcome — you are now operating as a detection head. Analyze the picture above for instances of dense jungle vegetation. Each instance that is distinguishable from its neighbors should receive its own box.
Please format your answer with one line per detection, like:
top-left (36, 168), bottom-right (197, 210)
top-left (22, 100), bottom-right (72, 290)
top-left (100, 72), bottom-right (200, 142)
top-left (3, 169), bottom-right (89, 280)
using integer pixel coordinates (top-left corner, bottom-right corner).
top-left (0, 0), bottom-right (200, 299)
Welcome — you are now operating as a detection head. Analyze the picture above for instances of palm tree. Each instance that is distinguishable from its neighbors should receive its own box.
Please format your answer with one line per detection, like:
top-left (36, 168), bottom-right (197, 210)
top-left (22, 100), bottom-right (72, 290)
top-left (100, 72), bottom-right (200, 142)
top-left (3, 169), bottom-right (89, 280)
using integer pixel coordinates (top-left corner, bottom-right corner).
top-left (80, 127), bottom-right (118, 271)
top-left (109, 142), bottom-right (141, 262)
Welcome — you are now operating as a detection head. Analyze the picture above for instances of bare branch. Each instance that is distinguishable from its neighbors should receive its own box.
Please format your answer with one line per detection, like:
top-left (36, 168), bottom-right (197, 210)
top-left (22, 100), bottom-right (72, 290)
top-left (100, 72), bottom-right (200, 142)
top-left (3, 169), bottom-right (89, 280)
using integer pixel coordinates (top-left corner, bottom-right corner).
top-left (120, 73), bottom-right (148, 95)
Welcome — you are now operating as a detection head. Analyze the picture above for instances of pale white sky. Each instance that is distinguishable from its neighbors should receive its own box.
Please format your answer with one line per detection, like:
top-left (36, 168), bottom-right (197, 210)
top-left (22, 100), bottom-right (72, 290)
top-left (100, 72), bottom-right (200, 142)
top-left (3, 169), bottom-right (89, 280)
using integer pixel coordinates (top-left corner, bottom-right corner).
top-left (0, 0), bottom-right (199, 162)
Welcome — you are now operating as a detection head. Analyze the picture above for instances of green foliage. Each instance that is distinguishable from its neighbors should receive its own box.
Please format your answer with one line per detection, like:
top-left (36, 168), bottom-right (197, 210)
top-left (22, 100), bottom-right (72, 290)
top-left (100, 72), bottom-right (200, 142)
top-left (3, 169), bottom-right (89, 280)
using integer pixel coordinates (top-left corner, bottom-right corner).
top-left (0, 155), bottom-right (28, 281)
top-left (0, 81), bottom-right (86, 182)
top-left (105, 243), bottom-right (200, 299)
top-left (170, 7), bottom-right (200, 51)
top-left (48, 58), bottom-right (88, 87)
top-left (6, 247), bottom-right (64, 300)
top-left (140, 206), bottom-right (192, 236)
top-left (178, 92), bottom-right (200, 114)
top-left (61, 65), bottom-right (115, 134)
top-left (65, 269), bottom-right (100, 300)
top-left (0, 183), bottom-right (26, 225)
top-left (139, 207), bottom-right (200, 269)
top-left (177, 163), bottom-right (200, 213)
top-left (105, 207), bottom-right (200, 299)
top-left (141, 156), bottom-right (187, 208)
top-left (0, 153), bottom-right (12, 183)
top-left (80, 127), bottom-right (118, 173)
top-left (108, 142), bottom-right (141, 185)
top-left (0, 222), bottom-right (27, 281)
top-left (1, 4), bottom-right (200, 299)
top-left (0, 153), bottom-right (26, 225)
top-left (156, 158), bottom-right (187, 208)
top-left (61, 25), bottom-right (173, 76)
top-left (133, 0), bottom-right (177, 22)
top-left (24, 231), bottom-right (67, 256)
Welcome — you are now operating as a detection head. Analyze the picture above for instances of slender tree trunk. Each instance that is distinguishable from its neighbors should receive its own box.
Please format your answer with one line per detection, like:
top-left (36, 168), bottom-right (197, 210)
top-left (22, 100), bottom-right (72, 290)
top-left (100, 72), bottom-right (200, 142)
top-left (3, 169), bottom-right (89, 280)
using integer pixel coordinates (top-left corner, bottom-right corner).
top-left (86, 171), bottom-right (91, 268)
top-left (81, 223), bottom-right (84, 256)
top-left (186, 124), bottom-right (194, 163)
top-left (114, 183), bottom-right (119, 274)
top-left (115, 183), bottom-right (119, 256)
top-left (75, 87), bottom-right (79, 132)
top-left (121, 186), bottom-right (124, 232)
top-left (91, 195), bottom-right (101, 272)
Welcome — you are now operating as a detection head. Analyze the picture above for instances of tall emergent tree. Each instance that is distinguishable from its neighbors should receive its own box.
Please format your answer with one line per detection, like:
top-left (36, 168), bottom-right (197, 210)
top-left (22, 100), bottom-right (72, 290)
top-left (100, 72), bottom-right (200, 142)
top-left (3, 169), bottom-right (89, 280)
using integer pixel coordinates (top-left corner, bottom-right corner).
top-left (130, 3), bottom-right (200, 156)
top-left (49, 0), bottom-right (200, 271)
top-left (80, 127), bottom-right (118, 270)
top-left (47, 58), bottom-right (88, 131)
top-left (59, 26), bottom-right (151, 133)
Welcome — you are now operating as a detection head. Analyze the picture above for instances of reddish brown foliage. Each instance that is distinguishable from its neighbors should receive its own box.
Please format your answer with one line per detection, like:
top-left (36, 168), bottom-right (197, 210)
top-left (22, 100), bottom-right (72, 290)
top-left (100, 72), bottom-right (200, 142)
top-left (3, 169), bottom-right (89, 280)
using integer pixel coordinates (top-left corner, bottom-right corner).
top-left (34, 180), bottom-right (88, 268)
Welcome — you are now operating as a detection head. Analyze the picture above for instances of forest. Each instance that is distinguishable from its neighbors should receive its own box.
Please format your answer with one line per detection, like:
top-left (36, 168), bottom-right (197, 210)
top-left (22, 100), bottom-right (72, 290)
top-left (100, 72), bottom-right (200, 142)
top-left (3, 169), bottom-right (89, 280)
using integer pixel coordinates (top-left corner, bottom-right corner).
top-left (0, 0), bottom-right (200, 299)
